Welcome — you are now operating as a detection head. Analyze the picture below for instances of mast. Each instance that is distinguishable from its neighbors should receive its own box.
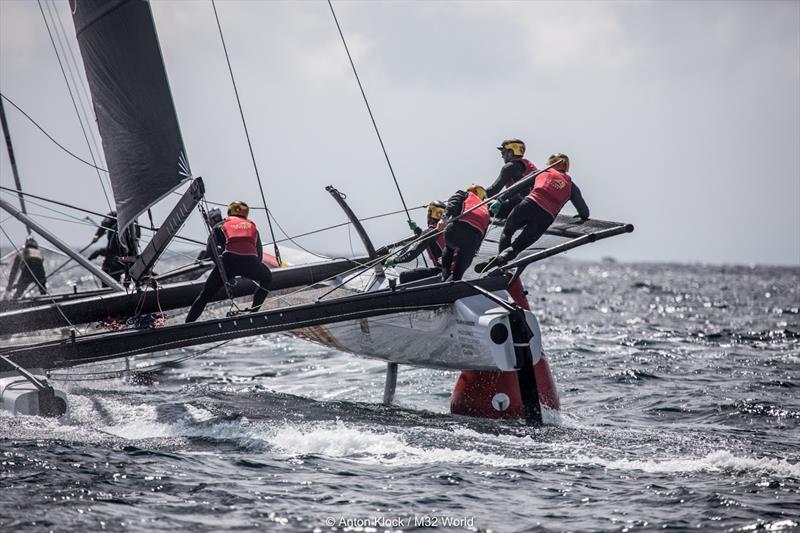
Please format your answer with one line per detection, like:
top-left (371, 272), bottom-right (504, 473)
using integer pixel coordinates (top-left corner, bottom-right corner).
top-left (0, 98), bottom-right (31, 235)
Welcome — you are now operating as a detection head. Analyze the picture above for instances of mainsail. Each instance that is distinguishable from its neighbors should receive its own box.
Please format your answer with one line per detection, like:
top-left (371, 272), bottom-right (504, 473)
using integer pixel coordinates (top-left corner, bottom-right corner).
top-left (71, 0), bottom-right (190, 234)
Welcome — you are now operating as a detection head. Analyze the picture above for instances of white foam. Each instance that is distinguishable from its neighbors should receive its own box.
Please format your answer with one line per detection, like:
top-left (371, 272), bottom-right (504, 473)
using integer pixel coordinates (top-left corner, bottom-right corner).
top-left (596, 450), bottom-right (800, 478)
top-left (267, 421), bottom-right (800, 478)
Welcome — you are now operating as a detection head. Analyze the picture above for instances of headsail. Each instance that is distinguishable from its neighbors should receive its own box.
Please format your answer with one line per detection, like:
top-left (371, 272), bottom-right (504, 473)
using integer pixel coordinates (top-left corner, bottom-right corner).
top-left (71, 0), bottom-right (190, 234)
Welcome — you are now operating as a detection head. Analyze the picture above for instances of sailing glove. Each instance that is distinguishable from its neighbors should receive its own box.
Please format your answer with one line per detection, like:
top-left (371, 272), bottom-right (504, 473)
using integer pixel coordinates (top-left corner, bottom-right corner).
top-left (489, 200), bottom-right (503, 216)
top-left (384, 256), bottom-right (397, 268)
top-left (407, 220), bottom-right (421, 235)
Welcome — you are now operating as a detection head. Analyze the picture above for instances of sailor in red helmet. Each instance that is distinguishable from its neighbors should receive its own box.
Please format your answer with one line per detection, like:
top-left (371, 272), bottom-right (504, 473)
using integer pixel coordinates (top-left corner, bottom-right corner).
top-left (383, 201), bottom-right (447, 284)
top-left (485, 139), bottom-right (538, 220)
top-left (185, 201), bottom-right (273, 322)
top-left (440, 185), bottom-right (491, 281)
top-left (477, 153), bottom-right (589, 272)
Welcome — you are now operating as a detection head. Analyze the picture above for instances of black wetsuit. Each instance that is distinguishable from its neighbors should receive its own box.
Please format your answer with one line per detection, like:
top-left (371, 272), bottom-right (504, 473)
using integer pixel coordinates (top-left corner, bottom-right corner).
top-left (485, 159), bottom-right (531, 219)
top-left (185, 222), bottom-right (273, 323)
top-left (440, 191), bottom-right (485, 281)
top-left (89, 213), bottom-right (140, 283)
top-left (6, 247), bottom-right (47, 298)
top-left (499, 182), bottom-right (590, 256)
top-left (395, 226), bottom-right (443, 284)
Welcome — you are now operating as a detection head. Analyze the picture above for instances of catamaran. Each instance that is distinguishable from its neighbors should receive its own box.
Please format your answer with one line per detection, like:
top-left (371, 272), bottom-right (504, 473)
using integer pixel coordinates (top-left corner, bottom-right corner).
top-left (0, 0), bottom-right (632, 425)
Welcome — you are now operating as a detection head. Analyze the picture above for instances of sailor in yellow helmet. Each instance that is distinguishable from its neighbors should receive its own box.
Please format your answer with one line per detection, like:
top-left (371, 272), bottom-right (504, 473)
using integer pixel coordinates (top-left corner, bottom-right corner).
top-left (439, 185), bottom-right (491, 281)
top-left (475, 153), bottom-right (590, 273)
top-left (383, 200), bottom-right (448, 284)
top-left (185, 201), bottom-right (273, 322)
top-left (484, 139), bottom-right (540, 219)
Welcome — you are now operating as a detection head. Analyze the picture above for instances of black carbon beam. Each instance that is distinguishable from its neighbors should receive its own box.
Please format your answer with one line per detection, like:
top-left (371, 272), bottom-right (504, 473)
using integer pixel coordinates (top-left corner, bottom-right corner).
top-left (129, 178), bottom-right (205, 283)
top-left (509, 310), bottom-right (542, 426)
top-left (0, 256), bottom-right (371, 335)
top-left (498, 224), bottom-right (635, 285)
top-left (0, 277), bottom-right (508, 371)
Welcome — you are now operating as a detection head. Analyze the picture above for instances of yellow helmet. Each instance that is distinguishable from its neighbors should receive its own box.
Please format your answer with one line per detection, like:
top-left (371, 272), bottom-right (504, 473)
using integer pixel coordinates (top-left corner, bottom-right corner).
top-left (227, 200), bottom-right (250, 218)
top-left (466, 184), bottom-right (487, 200)
top-left (426, 201), bottom-right (445, 222)
top-left (547, 153), bottom-right (570, 172)
top-left (497, 138), bottom-right (526, 157)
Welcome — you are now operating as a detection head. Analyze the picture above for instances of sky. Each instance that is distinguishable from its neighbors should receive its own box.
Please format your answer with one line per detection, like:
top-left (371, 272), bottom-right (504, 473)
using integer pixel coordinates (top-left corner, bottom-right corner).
top-left (1, 0), bottom-right (798, 266)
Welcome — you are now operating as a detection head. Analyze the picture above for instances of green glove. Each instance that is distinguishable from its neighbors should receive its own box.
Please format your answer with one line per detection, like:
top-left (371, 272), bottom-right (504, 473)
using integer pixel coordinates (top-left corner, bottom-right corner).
top-left (384, 255), bottom-right (397, 268)
top-left (407, 220), bottom-right (421, 235)
top-left (489, 200), bottom-right (503, 216)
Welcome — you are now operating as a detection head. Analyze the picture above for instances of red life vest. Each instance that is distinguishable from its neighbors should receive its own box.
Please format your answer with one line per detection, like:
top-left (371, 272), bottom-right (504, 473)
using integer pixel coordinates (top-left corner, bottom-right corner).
top-left (521, 158), bottom-right (538, 177)
top-left (505, 158), bottom-right (538, 188)
top-left (528, 169), bottom-right (572, 218)
top-left (459, 191), bottom-right (491, 235)
top-left (221, 216), bottom-right (258, 256)
top-left (426, 229), bottom-right (446, 266)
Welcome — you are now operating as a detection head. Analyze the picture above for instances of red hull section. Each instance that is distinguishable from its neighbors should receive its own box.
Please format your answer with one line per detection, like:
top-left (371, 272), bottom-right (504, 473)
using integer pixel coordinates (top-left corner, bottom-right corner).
top-left (450, 277), bottom-right (560, 419)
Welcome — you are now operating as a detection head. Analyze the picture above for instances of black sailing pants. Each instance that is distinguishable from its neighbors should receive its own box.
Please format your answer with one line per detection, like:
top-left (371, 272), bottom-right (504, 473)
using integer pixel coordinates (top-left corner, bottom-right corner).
top-left (399, 267), bottom-right (442, 284)
top-left (441, 222), bottom-right (484, 281)
top-left (498, 198), bottom-right (555, 255)
top-left (185, 253), bottom-right (272, 323)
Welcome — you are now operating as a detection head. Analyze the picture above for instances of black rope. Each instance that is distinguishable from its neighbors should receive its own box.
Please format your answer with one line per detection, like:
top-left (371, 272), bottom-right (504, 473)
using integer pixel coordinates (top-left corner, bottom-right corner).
top-left (210, 0), bottom-right (281, 266)
top-left (327, 0), bottom-right (413, 227)
top-left (0, 93), bottom-right (108, 172)
top-left (37, 0), bottom-right (113, 212)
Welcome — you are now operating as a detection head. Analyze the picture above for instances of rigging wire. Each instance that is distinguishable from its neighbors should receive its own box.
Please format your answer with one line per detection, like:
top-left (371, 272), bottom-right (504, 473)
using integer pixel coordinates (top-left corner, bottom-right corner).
top-left (327, 0), bottom-right (413, 226)
top-left (0, 89), bottom-right (425, 258)
top-left (210, 0), bottom-right (281, 266)
top-left (48, 340), bottom-right (232, 382)
top-left (45, 0), bottom-right (107, 174)
top-left (0, 93), bottom-right (107, 172)
top-left (0, 186), bottom-right (205, 247)
top-left (50, 0), bottom-right (105, 170)
top-left (37, 0), bottom-right (113, 212)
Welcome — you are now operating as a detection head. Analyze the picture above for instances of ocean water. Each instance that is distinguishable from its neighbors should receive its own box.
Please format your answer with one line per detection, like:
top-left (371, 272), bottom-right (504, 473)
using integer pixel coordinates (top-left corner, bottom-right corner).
top-left (1, 259), bottom-right (798, 532)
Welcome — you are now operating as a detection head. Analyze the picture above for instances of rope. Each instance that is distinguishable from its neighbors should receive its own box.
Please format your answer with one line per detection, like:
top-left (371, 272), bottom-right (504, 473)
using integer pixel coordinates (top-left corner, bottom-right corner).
top-left (0, 186), bottom-right (205, 246)
top-left (37, 0), bottom-right (113, 211)
top-left (327, 0), bottom-right (413, 227)
top-left (210, 0), bottom-right (281, 266)
top-left (0, 93), bottom-right (108, 172)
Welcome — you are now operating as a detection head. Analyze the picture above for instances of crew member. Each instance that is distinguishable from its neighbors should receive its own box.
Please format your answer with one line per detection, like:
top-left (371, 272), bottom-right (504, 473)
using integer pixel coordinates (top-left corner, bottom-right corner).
top-left (440, 185), bottom-right (490, 281)
top-left (88, 211), bottom-right (141, 283)
top-left (4, 237), bottom-right (47, 299)
top-left (384, 201), bottom-right (446, 283)
top-left (485, 139), bottom-right (538, 219)
top-left (185, 201), bottom-right (273, 322)
top-left (478, 153), bottom-right (589, 272)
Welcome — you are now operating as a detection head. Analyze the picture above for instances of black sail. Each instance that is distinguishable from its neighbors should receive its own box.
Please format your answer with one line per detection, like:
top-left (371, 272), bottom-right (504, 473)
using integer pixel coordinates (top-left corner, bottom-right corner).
top-left (71, 0), bottom-right (190, 234)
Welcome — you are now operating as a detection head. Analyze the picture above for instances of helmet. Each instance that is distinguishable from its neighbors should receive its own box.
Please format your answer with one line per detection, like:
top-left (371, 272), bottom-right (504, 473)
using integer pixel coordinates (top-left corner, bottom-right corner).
top-left (466, 184), bottom-right (487, 200)
top-left (547, 153), bottom-right (570, 172)
top-left (426, 201), bottom-right (445, 222)
top-left (207, 207), bottom-right (223, 226)
top-left (24, 237), bottom-right (38, 249)
top-left (227, 201), bottom-right (249, 218)
top-left (497, 139), bottom-right (526, 157)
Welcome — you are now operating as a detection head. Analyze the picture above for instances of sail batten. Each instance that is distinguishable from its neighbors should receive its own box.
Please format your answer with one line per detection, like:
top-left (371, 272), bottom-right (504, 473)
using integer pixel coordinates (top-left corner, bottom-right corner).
top-left (71, 0), bottom-right (189, 234)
